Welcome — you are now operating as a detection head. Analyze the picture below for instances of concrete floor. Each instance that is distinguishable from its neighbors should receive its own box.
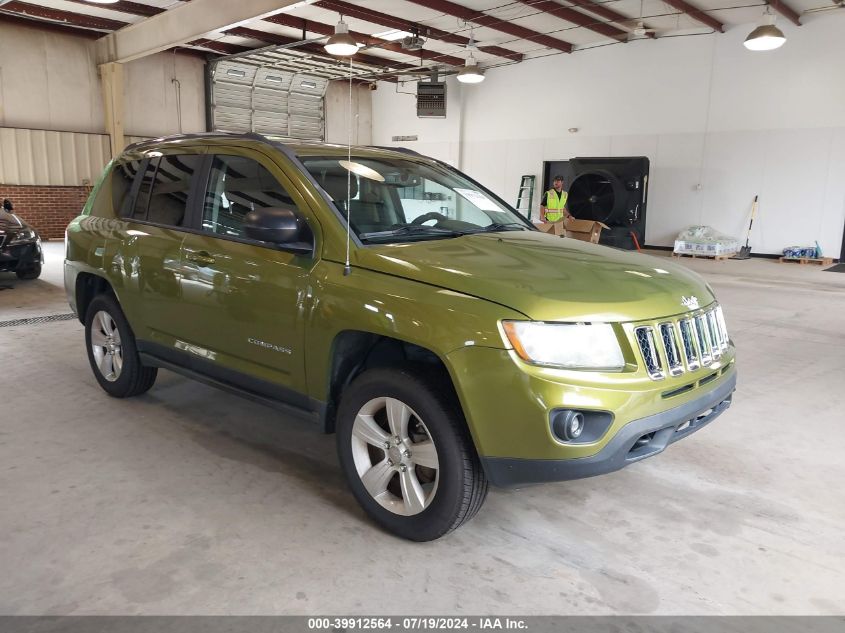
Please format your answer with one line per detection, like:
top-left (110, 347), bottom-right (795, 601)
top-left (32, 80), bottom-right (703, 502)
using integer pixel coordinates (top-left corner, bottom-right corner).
top-left (1, 242), bottom-right (844, 615)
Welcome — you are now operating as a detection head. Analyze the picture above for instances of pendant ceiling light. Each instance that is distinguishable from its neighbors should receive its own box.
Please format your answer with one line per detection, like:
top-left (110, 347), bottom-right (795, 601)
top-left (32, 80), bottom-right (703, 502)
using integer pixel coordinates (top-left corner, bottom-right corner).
top-left (325, 17), bottom-right (358, 57)
top-left (744, 11), bottom-right (786, 51)
top-left (457, 57), bottom-right (485, 83)
top-left (457, 32), bottom-right (485, 84)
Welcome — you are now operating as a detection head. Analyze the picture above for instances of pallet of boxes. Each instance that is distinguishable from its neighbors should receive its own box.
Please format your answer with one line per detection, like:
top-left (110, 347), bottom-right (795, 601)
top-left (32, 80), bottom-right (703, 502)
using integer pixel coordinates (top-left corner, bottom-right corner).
top-left (533, 217), bottom-right (609, 244)
top-left (779, 245), bottom-right (833, 266)
top-left (673, 226), bottom-right (740, 261)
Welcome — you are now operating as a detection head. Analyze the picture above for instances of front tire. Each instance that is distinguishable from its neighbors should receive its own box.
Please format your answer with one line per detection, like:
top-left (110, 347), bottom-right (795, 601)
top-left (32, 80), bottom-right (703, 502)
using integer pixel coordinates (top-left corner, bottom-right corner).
top-left (336, 367), bottom-right (488, 541)
top-left (85, 293), bottom-right (157, 398)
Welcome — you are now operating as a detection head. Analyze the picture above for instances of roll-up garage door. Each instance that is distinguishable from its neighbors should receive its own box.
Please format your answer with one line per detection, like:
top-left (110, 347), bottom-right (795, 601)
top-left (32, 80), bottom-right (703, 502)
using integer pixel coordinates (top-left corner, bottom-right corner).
top-left (210, 61), bottom-right (327, 141)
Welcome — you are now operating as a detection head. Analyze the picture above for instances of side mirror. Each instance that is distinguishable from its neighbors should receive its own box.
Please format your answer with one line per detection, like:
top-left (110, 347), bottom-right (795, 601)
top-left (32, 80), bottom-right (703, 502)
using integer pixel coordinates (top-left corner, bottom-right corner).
top-left (2, 199), bottom-right (12, 212)
top-left (244, 207), bottom-right (311, 254)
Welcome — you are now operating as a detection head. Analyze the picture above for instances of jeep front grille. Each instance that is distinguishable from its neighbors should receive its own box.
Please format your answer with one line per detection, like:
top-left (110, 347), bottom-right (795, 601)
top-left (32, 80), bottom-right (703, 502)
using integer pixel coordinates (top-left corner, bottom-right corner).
top-left (678, 319), bottom-right (700, 371)
top-left (658, 322), bottom-right (684, 376)
top-left (635, 326), bottom-right (664, 380)
top-left (635, 305), bottom-right (729, 381)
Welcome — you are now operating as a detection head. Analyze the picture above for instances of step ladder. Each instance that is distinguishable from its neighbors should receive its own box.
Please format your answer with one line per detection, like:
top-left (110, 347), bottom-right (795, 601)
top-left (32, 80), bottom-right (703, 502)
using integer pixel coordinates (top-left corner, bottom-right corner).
top-left (515, 175), bottom-right (536, 221)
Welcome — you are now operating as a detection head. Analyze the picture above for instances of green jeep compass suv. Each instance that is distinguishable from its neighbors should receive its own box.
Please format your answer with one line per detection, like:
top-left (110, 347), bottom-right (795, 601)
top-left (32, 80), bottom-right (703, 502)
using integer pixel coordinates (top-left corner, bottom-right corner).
top-left (65, 134), bottom-right (736, 541)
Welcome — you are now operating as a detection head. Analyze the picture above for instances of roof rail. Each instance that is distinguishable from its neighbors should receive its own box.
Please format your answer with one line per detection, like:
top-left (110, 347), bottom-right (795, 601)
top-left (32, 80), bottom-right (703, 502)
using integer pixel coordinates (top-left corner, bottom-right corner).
top-left (122, 131), bottom-right (272, 154)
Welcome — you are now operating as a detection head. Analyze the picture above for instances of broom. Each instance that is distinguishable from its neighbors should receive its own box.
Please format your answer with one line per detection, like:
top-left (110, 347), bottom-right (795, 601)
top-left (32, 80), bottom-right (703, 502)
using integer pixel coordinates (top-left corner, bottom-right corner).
top-left (732, 195), bottom-right (758, 260)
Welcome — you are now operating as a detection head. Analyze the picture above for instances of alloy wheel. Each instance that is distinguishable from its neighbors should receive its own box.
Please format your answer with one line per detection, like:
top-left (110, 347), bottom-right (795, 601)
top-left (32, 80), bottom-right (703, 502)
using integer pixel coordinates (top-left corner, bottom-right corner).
top-left (90, 310), bottom-right (123, 382)
top-left (350, 397), bottom-right (440, 516)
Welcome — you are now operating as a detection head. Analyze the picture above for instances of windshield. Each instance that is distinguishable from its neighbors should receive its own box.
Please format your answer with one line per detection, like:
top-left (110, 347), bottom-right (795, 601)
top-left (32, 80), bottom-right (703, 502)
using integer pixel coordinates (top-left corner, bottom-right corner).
top-left (301, 155), bottom-right (533, 243)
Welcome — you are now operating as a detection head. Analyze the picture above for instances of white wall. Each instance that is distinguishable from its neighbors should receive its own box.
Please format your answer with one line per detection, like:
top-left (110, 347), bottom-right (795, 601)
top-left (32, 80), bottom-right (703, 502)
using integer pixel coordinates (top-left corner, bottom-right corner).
top-left (372, 77), bottom-right (465, 166)
top-left (123, 51), bottom-right (207, 138)
top-left (0, 23), bottom-right (103, 133)
top-left (325, 82), bottom-right (373, 146)
top-left (0, 22), bottom-right (207, 138)
top-left (371, 13), bottom-right (845, 256)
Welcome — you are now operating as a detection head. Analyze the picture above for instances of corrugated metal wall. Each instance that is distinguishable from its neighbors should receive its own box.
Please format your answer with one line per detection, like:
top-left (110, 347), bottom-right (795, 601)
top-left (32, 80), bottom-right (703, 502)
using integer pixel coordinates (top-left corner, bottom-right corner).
top-left (0, 127), bottom-right (111, 187)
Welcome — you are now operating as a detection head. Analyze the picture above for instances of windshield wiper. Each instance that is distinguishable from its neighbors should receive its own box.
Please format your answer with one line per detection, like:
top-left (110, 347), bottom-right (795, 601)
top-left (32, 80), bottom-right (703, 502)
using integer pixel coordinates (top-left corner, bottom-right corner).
top-left (468, 222), bottom-right (529, 234)
top-left (359, 225), bottom-right (466, 242)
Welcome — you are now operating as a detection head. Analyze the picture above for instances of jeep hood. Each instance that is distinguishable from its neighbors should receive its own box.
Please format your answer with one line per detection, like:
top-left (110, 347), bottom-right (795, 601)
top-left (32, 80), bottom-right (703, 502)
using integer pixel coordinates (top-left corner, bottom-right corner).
top-left (355, 231), bottom-right (715, 322)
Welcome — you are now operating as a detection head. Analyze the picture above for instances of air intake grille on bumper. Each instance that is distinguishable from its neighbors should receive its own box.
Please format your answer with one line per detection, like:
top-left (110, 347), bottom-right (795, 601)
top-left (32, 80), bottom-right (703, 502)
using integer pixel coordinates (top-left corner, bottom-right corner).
top-left (635, 306), bottom-right (729, 381)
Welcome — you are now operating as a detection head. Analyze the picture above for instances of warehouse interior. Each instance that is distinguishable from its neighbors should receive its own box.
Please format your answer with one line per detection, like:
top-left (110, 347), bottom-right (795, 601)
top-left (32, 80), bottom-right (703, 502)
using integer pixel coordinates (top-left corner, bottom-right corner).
top-left (1, 0), bottom-right (844, 619)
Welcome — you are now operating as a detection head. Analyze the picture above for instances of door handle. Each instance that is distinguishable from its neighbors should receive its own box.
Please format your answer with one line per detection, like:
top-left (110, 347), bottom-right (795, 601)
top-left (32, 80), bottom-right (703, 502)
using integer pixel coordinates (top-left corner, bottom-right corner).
top-left (185, 250), bottom-right (216, 265)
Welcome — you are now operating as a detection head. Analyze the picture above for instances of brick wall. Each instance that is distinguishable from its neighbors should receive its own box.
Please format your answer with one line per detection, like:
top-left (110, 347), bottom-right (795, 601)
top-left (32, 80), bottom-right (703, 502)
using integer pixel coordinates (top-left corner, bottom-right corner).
top-left (0, 184), bottom-right (91, 239)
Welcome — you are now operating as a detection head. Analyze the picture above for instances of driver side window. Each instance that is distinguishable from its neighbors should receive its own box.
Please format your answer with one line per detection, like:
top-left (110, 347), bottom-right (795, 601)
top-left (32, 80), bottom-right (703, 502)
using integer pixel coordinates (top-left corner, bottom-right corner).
top-left (202, 155), bottom-right (299, 239)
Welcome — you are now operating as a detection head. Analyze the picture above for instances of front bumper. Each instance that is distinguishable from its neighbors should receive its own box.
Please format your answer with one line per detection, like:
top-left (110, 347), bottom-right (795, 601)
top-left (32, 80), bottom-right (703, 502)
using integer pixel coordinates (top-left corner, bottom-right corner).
top-left (445, 343), bottom-right (737, 487)
top-left (481, 370), bottom-right (735, 487)
top-left (0, 242), bottom-right (42, 272)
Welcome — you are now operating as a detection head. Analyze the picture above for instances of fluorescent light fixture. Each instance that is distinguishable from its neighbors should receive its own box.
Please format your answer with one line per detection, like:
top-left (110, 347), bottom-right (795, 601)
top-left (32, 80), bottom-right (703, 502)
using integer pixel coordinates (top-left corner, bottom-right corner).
top-left (456, 55), bottom-right (484, 84)
top-left (300, 80), bottom-right (318, 89)
top-left (372, 29), bottom-right (414, 41)
top-left (266, 75), bottom-right (284, 83)
top-left (82, 0), bottom-right (119, 3)
top-left (226, 68), bottom-right (246, 78)
top-left (324, 18), bottom-right (358, 56)
top-left (744, 13), bottom-right (786, 50)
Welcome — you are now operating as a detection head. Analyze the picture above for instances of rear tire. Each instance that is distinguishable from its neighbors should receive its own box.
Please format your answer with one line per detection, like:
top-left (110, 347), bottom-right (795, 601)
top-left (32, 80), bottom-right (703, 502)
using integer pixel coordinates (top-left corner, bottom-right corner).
top-left (336, 366), bottom-right (488, 541)
top-left (16, 263), bottom-right (41, 280)
top-left (85, 293), bottom-right (157, 398)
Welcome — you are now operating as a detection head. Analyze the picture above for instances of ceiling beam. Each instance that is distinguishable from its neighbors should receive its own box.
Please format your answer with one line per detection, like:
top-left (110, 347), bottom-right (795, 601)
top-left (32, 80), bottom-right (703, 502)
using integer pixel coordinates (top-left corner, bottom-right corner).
top-left (63, 0), bottom-right (165, 19)
top-left (95, 0), bottom-right (308, 63)
top-left (315, 0), bottom-right (524, 62)
top-left (403, 0), bottom-right (573, 53)
top-left (188, 38), bottom-right (251, 56)
top-left (516, 0), bottom-right (629, 42)
top-left (563, 0), bottom-right (656, 38)
top-left (0, 11), bottom-right (101, 39)
top-left (0, 12), bottom-right (207, 58)
top-left (0, 1), bottom-right (128, 31)
top-left (263, 13), bottom-right (467, 67)
top-left (767, 0), bottom-right (802, 26)
top-left (660, 0), bottom-right (725, 32)
top-left (225, 26), bottom-right (416, 72)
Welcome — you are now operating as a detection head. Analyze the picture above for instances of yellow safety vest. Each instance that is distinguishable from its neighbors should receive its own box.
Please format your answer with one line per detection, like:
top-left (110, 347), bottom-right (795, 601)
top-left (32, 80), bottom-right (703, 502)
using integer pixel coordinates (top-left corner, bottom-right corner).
top-left (545, 189), bottom-right (568, 222)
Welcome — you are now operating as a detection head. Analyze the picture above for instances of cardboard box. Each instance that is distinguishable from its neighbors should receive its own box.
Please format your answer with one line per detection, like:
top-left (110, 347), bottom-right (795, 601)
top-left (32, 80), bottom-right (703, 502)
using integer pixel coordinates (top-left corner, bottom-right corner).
top-left (534, 218), bottom-right (609, 243)
top-left (534, 220), bottom-right (566, 236)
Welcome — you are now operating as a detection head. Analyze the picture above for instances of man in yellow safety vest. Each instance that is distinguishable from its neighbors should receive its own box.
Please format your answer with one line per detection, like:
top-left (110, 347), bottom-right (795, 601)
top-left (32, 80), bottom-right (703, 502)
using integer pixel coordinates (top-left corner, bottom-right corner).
top-left (540, 175), bottom-right (572, 223)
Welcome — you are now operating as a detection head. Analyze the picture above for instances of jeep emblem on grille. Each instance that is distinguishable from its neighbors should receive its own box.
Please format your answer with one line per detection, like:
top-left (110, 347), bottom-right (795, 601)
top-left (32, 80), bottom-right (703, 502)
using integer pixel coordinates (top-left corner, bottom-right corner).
top-left (681, 295), bottom-right (700, 310)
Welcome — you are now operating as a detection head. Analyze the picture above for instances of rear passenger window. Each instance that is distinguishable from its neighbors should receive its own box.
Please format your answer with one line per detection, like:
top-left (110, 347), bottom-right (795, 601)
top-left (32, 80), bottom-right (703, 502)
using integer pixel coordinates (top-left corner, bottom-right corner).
top-left (131, 160), bottom-right (157, 221)
top-left (112, 160), bottom-right (143, 217)
top-left (146, 154), bottom-right (202, 227)
top-left (201, 155), bottom-right (297, 238)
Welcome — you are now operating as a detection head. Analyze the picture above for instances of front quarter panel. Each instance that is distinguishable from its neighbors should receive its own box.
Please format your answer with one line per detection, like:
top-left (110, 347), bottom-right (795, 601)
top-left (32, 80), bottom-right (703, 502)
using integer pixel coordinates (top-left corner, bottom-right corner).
top-left (304, 260), bottom-right (525, 404)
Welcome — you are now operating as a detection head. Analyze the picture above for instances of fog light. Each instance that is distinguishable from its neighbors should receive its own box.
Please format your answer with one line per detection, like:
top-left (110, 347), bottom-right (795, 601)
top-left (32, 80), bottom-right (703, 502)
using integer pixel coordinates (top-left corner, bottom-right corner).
top-left (560, 411), bottom-right (584, 441)
top-left (550, 409), bottom-right (613, 444)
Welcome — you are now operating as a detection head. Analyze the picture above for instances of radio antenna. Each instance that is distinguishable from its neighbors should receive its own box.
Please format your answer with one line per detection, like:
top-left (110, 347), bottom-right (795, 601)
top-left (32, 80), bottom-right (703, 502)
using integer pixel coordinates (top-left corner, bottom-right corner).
top-left (343, 57), bottom-right (353, 276)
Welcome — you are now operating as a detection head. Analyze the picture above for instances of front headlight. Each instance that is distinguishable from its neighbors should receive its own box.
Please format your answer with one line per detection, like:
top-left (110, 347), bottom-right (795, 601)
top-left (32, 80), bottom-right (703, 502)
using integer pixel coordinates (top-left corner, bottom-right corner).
top-left (502, 321), bottom-right (625, 371)
top-left (9, 229), bottom-right (36, 245)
